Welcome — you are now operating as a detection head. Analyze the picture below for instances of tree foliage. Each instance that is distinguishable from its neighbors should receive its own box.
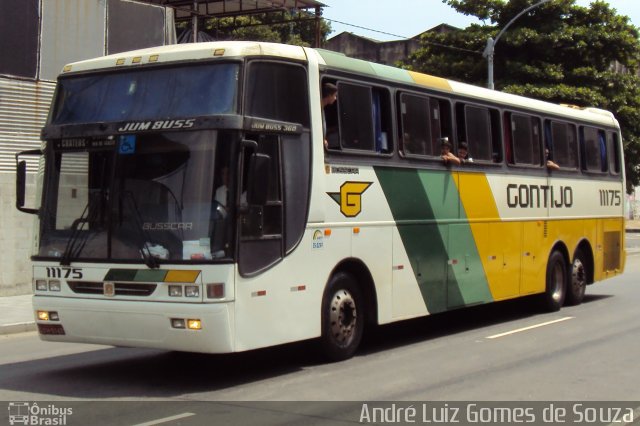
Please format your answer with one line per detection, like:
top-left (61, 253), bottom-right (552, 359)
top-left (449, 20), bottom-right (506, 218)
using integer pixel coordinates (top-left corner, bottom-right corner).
top-left (201, 11), bottom-right (331, 47)
top-left (402, 0), bottom-right (640, 192)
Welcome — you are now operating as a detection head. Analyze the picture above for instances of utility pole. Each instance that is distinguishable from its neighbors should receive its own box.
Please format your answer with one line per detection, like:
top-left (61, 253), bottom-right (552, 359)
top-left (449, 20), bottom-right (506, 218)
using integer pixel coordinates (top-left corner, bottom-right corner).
top-left (483, 0), bottom-right (553, 90)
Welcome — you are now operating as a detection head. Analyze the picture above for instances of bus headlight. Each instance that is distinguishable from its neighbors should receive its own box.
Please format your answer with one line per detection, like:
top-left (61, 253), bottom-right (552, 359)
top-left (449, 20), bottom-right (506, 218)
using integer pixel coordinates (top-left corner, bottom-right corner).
top-left (168, 285), bottom-right (182, 297)
top-left (185, 286), bottom-right (199, 298)
top-left (36, 280), bottom-right (48, 291)
top-left (49, 280), bottom-right (61, 291)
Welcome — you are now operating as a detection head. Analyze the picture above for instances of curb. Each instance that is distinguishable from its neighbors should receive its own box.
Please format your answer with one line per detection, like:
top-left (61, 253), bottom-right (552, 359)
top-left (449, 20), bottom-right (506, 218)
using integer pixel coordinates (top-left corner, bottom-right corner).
top-left (0, 322), bottom-right (37, 336)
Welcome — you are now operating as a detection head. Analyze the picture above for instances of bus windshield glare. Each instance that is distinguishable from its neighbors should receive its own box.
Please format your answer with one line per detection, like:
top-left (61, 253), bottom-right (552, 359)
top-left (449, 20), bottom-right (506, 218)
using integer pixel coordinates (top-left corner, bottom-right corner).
top-left (51, 63), bottom-right (240, 124)
top-left (39, 130), bottom-right (236, 264)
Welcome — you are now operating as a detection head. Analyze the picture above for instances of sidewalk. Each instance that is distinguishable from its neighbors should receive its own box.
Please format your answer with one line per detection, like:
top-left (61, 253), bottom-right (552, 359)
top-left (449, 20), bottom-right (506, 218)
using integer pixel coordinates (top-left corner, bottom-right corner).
top-left (0, 294), bottom-right (36, 335)
top-left (627, 219), bottom-right (640, 233)
top-left (2, 221), bottom-right (639, 336)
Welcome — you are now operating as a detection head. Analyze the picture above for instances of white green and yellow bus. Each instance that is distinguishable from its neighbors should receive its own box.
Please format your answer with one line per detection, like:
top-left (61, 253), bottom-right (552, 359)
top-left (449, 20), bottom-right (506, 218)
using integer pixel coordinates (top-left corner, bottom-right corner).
top-left (16, 41), bottom-right (625, 361)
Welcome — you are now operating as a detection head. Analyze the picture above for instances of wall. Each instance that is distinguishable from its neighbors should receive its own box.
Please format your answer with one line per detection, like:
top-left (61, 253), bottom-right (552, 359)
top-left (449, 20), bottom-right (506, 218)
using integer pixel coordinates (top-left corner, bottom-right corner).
top-left (0, 0), bottom-right (174, 296)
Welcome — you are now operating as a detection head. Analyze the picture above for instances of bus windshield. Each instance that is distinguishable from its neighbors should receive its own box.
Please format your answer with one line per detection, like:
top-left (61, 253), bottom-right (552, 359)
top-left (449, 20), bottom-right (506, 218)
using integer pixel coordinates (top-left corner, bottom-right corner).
top-left (51, 63), bottom-right (240, 124)
top-left (39, 130), bottom-right (236, 264)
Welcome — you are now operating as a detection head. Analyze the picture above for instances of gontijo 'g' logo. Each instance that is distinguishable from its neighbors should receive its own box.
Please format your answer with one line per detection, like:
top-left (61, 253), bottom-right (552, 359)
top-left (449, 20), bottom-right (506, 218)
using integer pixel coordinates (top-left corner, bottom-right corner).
top-left (327, 181), bottom-right (372, 217)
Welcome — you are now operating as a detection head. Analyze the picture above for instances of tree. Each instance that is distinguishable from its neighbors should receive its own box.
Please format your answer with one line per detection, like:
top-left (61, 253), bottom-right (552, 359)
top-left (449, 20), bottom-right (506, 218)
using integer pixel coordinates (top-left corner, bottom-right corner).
top-left (201, 10), bottom-right (331, 47)
top-left (402, 0), bottom-right (640, 192)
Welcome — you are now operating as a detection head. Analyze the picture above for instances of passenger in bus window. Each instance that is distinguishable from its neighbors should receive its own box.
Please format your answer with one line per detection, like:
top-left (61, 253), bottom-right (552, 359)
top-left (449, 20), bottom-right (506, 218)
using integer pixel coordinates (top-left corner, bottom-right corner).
top-left (545, 148), bottom-right (560, 170)
top-left (440, 138), bottom-right (460, 165)
top-left (215, 166), bottom-right (230, 207)
top-left (403, 132), bottom-right (423, 155)
top-left (457, 141), bottom-right (473, 164)
top-left (321, 83), bottom-right (338, 149)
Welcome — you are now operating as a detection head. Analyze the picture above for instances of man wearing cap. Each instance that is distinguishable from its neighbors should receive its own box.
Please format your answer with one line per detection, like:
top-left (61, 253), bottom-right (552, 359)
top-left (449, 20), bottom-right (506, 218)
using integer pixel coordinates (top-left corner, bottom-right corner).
top-left (440, 137), bottom-right (461, 165)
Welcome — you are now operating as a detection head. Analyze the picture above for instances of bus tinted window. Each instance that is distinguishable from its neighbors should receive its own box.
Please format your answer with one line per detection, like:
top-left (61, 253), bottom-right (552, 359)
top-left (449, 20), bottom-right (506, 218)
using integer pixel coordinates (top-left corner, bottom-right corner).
top-left (457, 104), bottom-right (499, 162)
top-left (400, 93), bottom-right (450, 157)
top-left (548, 121), bottom-right (578, 169)
top-left (509, 114), bottom-right (542, 166)
top-left (608, 132), bottom-right (621, 175)
top-left (246, 62), bottom-right (310, 127)
top-left (53, 63), bottom-right (240, 124)
top-left (335, 82), bottom-right (392, 153)
top-left (581, 126), bottom-right (607, 173)
top-left (337, 83), bottom-right (373, 150)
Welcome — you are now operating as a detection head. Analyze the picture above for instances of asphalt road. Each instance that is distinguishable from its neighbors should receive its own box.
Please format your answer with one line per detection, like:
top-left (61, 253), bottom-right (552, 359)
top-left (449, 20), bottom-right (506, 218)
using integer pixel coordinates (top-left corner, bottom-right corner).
top-left (1, 255), bottom-right (639, 425)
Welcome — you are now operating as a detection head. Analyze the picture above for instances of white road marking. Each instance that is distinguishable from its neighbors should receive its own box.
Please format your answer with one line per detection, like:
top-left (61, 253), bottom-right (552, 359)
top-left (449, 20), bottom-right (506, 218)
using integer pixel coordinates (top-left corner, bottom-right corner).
top-left (486, 317), bottom-right (574, 339)
top-left (131, 412), bottom-right (195, 426)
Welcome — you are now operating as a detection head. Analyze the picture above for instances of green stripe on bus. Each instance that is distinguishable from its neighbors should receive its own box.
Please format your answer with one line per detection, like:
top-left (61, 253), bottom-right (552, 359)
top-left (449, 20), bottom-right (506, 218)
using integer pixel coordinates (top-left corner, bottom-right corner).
top-left (375, 167), bottom-right (493, 312)
top-left (104, 269), bottom-right (139, 281)
top-left (135, 269), bottom-right (169, 282)
top-left (316, 49), bottom-right (376, 76)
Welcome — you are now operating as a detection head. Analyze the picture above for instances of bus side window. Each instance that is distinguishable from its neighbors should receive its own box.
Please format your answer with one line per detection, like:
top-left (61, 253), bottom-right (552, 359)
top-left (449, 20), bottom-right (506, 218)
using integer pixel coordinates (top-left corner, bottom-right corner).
top-left (580, 126), bottom-right (607, 173)
top-left (334, 82), bottom-right (392, 154)
top-left (399, 93), bottom-right (430, 156)
top-left (548, 120), bottom-right (578, 169)
top-left (456, 103), bottom-right (501, 162)
top-left (608, 132), bottom-right (621, 175)
top-left (399, 93), bottom-right (450, 158)
top-left (337, 82), bottom-right (374, 151)
top-left (507, 113), bottom-right (542, 166)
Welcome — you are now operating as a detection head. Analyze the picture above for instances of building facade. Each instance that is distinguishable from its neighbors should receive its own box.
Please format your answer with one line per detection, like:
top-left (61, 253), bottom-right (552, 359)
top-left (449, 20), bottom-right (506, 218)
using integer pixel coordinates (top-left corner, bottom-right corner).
top-left (0, 0), bottom-right (176, 295)
top-left (323, 24), bottom-right (458, 66)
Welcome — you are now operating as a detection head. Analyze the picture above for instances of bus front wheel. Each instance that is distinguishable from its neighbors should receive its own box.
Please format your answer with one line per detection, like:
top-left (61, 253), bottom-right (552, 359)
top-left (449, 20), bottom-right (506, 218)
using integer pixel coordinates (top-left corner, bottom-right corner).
top-left (542, 250), bottom-right (567, 312)
top-left (320, 272), bottom-right (364, 362)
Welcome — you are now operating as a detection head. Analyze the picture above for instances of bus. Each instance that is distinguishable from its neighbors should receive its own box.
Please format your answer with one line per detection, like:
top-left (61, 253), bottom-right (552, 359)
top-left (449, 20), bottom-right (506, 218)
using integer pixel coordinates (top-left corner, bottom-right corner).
top-left (16, 41), bottom-right (626, 361)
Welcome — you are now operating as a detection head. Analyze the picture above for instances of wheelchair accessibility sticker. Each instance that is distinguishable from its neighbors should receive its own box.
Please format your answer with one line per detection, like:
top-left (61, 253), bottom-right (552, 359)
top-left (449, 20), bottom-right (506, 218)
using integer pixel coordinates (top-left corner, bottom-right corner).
top-left (118, 135), bottom-right (136, 154)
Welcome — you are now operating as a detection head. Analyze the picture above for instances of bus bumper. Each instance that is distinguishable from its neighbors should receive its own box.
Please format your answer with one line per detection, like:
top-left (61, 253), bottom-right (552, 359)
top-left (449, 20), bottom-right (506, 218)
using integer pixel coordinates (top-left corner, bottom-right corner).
top-left (33, 295), bottom-right (234, 354)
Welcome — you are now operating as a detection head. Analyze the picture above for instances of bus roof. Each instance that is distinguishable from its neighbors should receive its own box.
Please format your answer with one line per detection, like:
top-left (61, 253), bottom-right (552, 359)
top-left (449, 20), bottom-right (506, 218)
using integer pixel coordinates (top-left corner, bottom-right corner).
top-left (59, 41), bottom-right (618, 128)
top-left (312, 48), bottom-right (618, 128)
top-left (59, 41), bottom-right (308, 74)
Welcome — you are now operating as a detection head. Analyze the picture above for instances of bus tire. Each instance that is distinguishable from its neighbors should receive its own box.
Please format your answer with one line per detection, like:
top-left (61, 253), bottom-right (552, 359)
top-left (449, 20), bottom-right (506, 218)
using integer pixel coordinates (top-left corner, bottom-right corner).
top-left (566, 249), bottom-right (587, 306)
top-left (320, 272), bottom-right (364, 362)
top-left (542, 250), bottom-right (567, 312)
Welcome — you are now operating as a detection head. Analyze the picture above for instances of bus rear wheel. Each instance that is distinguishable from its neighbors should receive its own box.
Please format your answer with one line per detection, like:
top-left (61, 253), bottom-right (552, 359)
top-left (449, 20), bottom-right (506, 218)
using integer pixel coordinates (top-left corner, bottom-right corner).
top-left (542, 250), bottom-right (567, 312)
top-left (320, 272), bottom-right (364, 362)
top-left (566, 249), bottom-right (587, 306)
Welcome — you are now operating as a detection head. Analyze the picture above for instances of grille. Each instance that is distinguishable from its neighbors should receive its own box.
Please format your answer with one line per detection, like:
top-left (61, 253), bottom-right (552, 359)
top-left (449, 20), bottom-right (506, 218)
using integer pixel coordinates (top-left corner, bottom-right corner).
top-left (68, 281), bottom-right (157, 296)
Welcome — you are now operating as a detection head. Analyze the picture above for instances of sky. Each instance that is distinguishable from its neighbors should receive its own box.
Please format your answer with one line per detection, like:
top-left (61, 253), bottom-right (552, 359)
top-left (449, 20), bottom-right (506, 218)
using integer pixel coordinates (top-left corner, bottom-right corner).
top-left (320, 0), bottom-right (640, 41)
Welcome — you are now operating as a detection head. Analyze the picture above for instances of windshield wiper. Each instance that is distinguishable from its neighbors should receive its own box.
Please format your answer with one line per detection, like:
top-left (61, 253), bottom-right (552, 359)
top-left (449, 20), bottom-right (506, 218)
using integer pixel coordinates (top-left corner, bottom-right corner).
top-left (60, 192), bottom-right (102, 266)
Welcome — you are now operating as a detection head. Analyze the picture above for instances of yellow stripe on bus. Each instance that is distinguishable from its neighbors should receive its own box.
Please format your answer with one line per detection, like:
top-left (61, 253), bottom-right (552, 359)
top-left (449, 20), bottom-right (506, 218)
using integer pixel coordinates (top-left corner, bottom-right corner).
top-left (455, 172), bottom-right (515, 300)
top-left (165, 270), bottom-right (201, 283)
top-left (407, 71), bottom-right (452, 92)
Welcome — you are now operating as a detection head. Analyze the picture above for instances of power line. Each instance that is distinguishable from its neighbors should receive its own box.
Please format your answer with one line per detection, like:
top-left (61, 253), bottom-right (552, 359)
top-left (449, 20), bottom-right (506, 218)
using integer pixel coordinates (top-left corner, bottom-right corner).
top-left (323, 17), bottom-right (483, 55)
